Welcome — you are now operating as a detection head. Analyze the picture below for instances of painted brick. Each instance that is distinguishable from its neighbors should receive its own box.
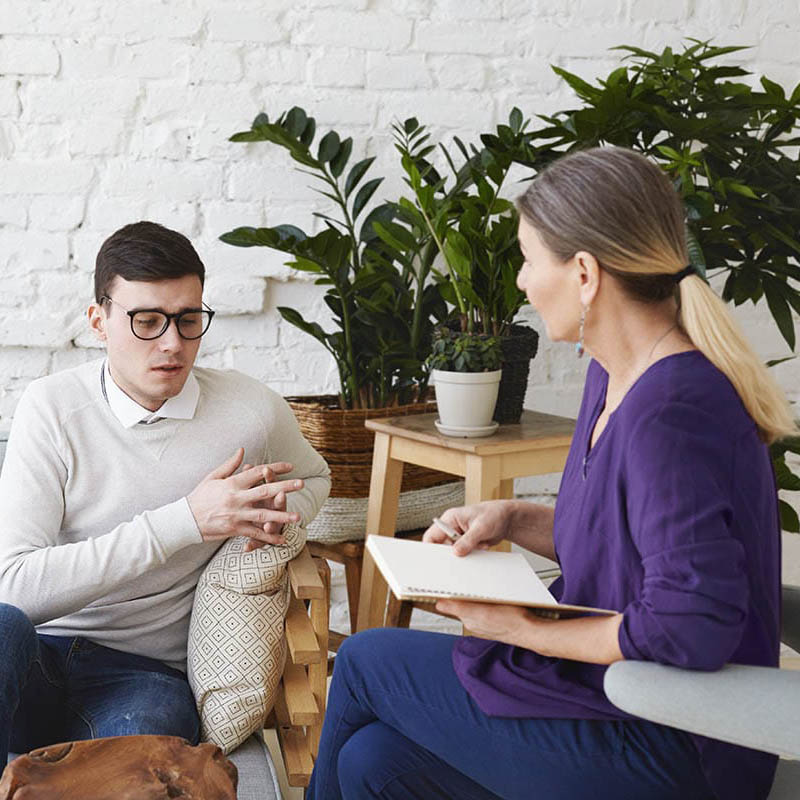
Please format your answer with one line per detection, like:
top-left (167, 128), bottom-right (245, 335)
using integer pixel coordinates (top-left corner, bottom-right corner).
top-left (0, 38), bottom-right (59, 75)
top-left (68, 119), bottom-right (127, 158)
top-left (242, 46), bottom-right (308, 87)
top-left (0, 310), bottom-right (80, 348)
top-left (28, 196), bottom-right (85, 231)
top-left (0, 196), bottom-right (27, 227)
top-left (0, 80), bottom-right (20, 117)
top-left (59, 40), bottom-right (118, 79)
top-left (204, 275), bottom-right (267, 315)
top-left (413, 20), bottom-right (524, 56)
top-left (0, 347), bottom-right (51, 380)
top-left (0, 231), bottom-right (69, 275)
top-left (99, 162), bottom-right (223, 202)
top-left (202, 313), bottom-right (280, 352)
top-left (293, 11), bottom-right (414, 51)
top-left (309, 50), bottom-right (366, 88)
top-left (430, 54), bottom-right (488, 90)
top-left (208, 8), bottom-right (289, 44)
top-left (103, 3), bottom-right (205, 42)
top-left (0, 1), bottom-right (102, 37)
top-left (366, 53), bottom-right (434, 90)
top-left (116, 41), bottom-right (193, 79)
top-left (21, 80), bottom-right (140, 123)
top-left (189, 43), bottom-right (244, 83)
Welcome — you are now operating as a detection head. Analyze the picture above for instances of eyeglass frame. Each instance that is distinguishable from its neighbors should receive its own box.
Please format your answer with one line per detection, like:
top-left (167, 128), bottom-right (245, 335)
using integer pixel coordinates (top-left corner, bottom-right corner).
top-left (100, 295), bottom-right (216, 341)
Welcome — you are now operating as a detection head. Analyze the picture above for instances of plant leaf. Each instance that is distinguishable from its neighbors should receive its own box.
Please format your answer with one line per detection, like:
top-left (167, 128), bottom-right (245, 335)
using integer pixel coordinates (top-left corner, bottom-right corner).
top-left (345, 156), bottom-right (376, 199)
top-left (352, 177), bottom-right (383, 220)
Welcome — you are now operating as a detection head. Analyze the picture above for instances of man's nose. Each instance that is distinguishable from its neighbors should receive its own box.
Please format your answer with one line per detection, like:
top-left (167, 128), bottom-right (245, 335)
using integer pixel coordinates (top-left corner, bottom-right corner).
top-left (158, 319), bottom-right (184, 350)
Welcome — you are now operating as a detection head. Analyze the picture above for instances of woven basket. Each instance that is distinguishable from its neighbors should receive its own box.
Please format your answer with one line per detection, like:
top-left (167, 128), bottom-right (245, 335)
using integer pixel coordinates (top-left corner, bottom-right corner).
top-left (307, 481), bottom-right (465, 543)
top-left (493, 323), bottom-right (539, 424)
top-left (286, 395), bottom-right (454, 499)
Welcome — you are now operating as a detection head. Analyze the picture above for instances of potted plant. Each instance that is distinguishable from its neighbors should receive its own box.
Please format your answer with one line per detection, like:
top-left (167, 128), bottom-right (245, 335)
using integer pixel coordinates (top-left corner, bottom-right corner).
top-left (525, 38), bottom-right (800, 530)
top-left (383, 111), bottom-right (543, 426)
top-left (426, 327), bottom-right (502, 436)
top-left (219, 107), bottom-right (463, 541)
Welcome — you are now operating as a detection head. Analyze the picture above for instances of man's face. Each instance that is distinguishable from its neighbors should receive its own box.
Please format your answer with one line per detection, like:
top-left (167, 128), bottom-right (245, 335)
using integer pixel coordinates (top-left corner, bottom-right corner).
top-left (88, 275), bottom-right (204, 411)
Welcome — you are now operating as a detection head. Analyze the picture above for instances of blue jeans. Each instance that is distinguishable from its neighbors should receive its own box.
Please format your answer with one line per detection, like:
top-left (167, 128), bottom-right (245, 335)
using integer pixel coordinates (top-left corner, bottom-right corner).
top-left (0, 603), bottom-right (199, 762)
top-left (307, 628), bottom-right (715, 800)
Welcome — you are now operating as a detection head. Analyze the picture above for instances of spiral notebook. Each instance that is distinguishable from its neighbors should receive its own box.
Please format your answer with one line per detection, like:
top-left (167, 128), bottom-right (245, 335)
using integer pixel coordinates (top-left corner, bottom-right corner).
top-left (366, 535), bottom-right (616, 618)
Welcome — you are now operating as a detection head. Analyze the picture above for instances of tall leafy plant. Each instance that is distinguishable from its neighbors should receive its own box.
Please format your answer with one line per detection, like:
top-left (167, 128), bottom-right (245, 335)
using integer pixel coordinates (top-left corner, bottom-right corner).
top-left (527, 40), bottom-right (800, 529)
top-left (389, 110), bottom-right (538, 336)
top-left (220, 108), bottom-right (443, 409)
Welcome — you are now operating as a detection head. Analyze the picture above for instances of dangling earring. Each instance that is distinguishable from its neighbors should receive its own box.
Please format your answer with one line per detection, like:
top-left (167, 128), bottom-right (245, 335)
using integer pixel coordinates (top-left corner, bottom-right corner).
top-left (575, 304), bottom-right (589, 358)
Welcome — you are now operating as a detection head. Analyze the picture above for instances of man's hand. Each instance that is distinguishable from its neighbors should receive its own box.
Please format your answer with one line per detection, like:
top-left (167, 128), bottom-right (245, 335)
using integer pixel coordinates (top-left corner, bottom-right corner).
top-left (187, 448), bottom-right (304, 548)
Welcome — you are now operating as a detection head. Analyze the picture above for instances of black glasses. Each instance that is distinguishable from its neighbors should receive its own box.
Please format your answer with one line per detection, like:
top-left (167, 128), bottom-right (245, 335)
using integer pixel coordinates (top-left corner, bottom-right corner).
top-left (101, 296), bottom-right (215, 340)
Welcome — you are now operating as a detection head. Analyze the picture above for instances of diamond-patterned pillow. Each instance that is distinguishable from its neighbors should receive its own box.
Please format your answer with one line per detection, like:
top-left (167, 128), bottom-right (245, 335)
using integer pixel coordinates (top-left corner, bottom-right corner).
top-left (187, 524), bottom-right (306, 754)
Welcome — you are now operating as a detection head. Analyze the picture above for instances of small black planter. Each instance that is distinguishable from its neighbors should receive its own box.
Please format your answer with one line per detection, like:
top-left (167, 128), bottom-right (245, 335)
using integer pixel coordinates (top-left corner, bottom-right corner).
top-left (493, 323), bottom-right (539, 424)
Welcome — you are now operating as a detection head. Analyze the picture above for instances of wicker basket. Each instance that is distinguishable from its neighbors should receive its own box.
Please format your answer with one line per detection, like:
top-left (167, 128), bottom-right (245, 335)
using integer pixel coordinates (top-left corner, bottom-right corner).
top-left (286, 395), bottom-right (454, 498)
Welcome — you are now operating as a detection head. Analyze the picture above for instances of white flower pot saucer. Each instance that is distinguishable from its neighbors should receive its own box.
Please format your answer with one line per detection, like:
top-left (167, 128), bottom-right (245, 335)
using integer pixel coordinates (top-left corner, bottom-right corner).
top-left (434, 419), bottom-right (499, 438)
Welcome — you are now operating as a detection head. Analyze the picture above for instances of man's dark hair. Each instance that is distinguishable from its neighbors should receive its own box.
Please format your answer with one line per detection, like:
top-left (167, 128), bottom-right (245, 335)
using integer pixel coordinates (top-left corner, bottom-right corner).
top-left (94, 221), bottom-right (205, 302)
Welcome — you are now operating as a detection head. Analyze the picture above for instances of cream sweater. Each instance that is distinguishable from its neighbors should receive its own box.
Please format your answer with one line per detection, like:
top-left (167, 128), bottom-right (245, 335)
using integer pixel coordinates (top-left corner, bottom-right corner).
top-left (0, 359), bottom-right (330, 670)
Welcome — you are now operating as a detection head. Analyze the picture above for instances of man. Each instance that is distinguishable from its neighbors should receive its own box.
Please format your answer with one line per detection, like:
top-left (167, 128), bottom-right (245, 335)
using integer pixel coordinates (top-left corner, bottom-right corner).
top-left (0, 221), bottom-right (330, 762)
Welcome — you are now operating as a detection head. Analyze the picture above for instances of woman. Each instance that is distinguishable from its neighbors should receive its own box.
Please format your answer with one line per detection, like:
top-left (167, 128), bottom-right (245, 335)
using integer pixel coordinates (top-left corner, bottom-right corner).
top-left (306, 147), bottom-right (796, 800)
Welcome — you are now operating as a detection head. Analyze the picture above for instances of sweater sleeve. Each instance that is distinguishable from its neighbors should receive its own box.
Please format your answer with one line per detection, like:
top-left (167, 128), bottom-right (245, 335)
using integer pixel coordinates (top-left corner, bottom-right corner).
top-left (0, 383), bottom-right (201, 625)
top-left (617, 401), bottom-right (749, 671)
top-left (261, 390), bottom-right (331, 525)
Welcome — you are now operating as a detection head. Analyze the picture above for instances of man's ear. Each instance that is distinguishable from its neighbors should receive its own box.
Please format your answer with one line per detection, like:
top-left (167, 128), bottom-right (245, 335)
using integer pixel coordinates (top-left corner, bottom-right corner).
top-left (574, 250), bottom-right (601, 308)
top-left (88, 302), bottom-right (107, 342)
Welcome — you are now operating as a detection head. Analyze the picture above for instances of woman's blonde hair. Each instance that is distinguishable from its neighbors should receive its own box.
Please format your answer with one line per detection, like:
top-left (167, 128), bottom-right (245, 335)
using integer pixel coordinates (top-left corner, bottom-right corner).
top-left (517, 146), bottom-right (797, 444)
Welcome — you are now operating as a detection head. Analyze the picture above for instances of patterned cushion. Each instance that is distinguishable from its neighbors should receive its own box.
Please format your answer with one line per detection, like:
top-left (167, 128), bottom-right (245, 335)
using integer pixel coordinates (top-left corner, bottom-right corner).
top-left (188, 524), bottom-right (306, 754)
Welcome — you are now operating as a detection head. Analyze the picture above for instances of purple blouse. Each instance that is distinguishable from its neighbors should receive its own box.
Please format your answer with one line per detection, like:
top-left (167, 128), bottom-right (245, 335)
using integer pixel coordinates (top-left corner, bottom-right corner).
top-left (452, 352), bottom-right (781, 800)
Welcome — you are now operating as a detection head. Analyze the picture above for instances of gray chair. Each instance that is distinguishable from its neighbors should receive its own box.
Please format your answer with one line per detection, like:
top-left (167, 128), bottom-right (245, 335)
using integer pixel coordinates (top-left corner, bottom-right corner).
top-left (605, 584), bottom-right (800, 800)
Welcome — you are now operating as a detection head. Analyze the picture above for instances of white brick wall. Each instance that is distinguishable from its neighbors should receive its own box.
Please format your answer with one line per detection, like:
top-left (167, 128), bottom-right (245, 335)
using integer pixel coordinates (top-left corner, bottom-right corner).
top-left (1, 0), bottom-right (798, 625)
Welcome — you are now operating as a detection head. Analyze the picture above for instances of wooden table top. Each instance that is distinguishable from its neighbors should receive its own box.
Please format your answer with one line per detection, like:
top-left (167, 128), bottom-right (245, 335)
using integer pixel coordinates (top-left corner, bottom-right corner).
top-left (364, 410), bottom-right (575, 455)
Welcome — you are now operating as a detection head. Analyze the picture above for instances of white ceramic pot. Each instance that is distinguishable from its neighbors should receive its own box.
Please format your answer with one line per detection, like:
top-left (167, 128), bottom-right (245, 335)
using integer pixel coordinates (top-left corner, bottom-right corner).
top-left (432, 369), bottom-right (503, 437)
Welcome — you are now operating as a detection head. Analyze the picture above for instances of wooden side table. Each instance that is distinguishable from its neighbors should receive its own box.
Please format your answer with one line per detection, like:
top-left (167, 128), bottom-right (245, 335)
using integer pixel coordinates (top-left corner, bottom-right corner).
top-left (355, 410), bottom-right (575, 631)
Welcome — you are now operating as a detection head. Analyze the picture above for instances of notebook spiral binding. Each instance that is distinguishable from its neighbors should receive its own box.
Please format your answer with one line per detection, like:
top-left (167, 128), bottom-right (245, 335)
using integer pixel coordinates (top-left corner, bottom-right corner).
top-left (403, 588), bottom-right (561, 618)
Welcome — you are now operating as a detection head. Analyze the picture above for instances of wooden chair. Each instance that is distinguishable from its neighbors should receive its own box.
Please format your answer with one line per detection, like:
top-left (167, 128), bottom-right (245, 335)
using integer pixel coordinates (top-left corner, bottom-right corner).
top-left (267, 545), bottom-right (330, 789)
top-left (307, 528), bottom-right (433, 656)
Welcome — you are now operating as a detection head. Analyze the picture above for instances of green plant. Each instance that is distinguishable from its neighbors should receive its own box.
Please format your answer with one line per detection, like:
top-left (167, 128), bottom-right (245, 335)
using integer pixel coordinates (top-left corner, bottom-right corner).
top-left (220, 107), bottom-right (444, 409)
top-left (389, 110), bottom-right (538, 336)
top-left (427, 327), bottom-right (502, 373)
top-left (533, 39), bottom-right (800, 351)
top-left (527, 39), bottom-right (800, 530)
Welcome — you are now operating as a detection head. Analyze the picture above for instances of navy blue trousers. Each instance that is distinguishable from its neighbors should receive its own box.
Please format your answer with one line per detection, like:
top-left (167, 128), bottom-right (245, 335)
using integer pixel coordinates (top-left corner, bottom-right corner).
top-left (0, 603), bottom-right (199, 762)
top-left (307, 628), bottom-right (714, 800)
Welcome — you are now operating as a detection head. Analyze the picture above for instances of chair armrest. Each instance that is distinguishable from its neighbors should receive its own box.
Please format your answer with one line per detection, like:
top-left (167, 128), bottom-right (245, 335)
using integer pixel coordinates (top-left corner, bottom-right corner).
top-left (782, 584), bottom-right (800, 654)
top-left (604, 661), bottom-right (800, 759)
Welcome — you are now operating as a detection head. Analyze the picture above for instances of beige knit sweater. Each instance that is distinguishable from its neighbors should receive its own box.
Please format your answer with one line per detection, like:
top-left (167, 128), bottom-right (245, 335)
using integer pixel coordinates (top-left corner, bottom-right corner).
top-left (0, 359), bottom-right (330, 671)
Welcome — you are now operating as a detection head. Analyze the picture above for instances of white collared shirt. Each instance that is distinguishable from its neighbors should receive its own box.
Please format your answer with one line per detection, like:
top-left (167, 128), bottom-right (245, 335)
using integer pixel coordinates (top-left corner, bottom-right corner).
top-left (103, 361), bottom-right (200, 428)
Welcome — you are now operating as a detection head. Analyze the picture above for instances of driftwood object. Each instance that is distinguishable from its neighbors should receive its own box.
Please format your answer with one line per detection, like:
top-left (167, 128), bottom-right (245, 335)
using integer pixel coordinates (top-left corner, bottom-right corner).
top-left (0, 735), bottom-right (237, 799)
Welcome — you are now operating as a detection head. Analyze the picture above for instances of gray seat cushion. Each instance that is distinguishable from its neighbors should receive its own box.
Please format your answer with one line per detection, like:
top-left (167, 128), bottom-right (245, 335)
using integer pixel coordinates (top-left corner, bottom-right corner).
top-left (7, 733), bottom-right (282, 799)
top-left (769, 759), bottom-right (800, 800)
top-left (228, 733), bottom-right (283, 800)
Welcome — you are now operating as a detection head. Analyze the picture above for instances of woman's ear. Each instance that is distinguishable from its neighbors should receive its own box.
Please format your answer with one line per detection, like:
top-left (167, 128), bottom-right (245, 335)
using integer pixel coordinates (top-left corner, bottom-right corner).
top-left (574, 250), bottom-right (601, 308)
top-left (87, 302), bottom-right (107, 341)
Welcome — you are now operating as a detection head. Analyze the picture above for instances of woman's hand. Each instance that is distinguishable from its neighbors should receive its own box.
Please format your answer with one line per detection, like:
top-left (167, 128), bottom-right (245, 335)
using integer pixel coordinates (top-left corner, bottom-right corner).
top-left (436, 599), bottom-right (531, 643)
top-left (423, 501), bottom-right (515, 556)
top-left (438, 598), bottom-right (625, 664)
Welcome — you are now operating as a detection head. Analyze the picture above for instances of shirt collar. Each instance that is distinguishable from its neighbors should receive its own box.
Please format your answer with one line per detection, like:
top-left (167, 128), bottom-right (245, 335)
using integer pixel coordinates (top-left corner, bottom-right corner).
top-left (102, 360), bottom-right (200, 429)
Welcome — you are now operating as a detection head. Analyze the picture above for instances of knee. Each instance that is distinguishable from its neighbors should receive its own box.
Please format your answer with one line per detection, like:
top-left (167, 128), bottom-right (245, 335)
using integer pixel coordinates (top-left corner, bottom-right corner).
top-left (337, 723), bottom-right (400, 796)
top-left (103, 678), bottom-right (200, 743)
top-left (335, 628), bottom-right (398, 677)
top-left (0, 603), bottom-right (36, 662)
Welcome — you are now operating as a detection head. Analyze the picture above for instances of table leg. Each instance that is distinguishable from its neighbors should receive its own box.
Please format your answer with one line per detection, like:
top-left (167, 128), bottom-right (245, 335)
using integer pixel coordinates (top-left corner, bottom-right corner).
top-left (356, 432), bottom-right (403, 631)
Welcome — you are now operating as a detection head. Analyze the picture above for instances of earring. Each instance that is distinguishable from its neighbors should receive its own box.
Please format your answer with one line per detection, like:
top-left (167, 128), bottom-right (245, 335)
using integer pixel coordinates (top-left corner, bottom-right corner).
top-left (575, 304), bottom-right (589, 358)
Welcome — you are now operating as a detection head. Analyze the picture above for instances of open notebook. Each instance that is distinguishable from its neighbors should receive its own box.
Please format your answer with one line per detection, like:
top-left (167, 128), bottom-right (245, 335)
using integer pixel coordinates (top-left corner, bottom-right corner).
top-left (366, 535), bottom-right (616, 618)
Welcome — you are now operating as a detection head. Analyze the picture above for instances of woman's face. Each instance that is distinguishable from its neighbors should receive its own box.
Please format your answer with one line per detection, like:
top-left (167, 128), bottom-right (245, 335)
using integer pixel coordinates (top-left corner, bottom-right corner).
top-left (516, 216), bottom-right (581, 343)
